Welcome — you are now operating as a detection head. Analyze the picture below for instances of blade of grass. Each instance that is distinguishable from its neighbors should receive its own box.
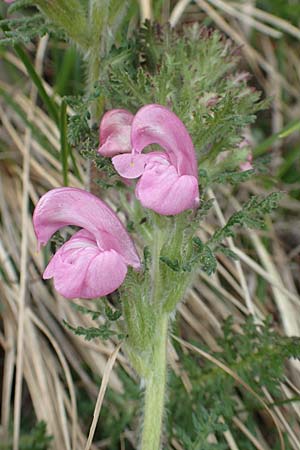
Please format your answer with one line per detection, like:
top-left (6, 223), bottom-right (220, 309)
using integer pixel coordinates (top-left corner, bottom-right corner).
top-left (277, 145), bottom-right (300, 178)
top-left (60, 99), bottom-right (69, 186)
top-left (84, 343), bottom-right (122, 450)
top-left (0, 84), bottom-right (56, 155)
top-left (14, 45), bottom-right (59, 125)
top-left (254, 119), bottom-right (300, 157)
top-left (54, 46), bottom-right (78, 96)
top-left (69, 149), bottom-right (82, 182)
top-left (13, 34), bottom-right (49, 450)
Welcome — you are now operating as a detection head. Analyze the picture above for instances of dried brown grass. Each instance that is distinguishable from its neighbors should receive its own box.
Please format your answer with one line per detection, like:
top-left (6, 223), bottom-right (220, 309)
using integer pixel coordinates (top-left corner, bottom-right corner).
top-left (0, 1), bottom-right (300, 448)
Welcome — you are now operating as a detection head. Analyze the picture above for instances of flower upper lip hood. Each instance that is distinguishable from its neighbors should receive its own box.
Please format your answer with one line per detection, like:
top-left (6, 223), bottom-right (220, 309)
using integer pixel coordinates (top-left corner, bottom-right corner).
top-left (33, 187), bottom-right (140, 299)
top-left (109, 104), bottom-right (199, 216)
top-left (98, 109), bottom-right (134, 157)
top-left (130, 104), bottom-right (198, 177)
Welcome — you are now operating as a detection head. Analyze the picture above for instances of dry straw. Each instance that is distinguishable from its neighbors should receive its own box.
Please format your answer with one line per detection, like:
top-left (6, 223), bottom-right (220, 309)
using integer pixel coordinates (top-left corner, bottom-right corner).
top-left (1, 0), bottom-right (300, 448)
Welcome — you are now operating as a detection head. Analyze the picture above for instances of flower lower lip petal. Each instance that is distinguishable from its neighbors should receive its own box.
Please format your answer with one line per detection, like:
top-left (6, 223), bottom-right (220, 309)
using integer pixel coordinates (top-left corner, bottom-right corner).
top-left (43, 230), bottom-right (128, 299)
top-left (136, 163), bottom-right (199, 215)
top-left (112, 153), bottom-right (151, 179)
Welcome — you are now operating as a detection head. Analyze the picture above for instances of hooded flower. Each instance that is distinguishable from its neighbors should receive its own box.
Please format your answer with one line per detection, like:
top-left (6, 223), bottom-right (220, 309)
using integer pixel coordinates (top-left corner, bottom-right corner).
top-left (99, 104), bottom-right (199, 216)
top-left (33, 187), bottom-right (140, 299)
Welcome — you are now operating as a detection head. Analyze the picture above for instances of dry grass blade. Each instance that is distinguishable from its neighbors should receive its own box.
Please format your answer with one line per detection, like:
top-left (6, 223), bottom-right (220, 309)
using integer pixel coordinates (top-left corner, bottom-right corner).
top-left (169, 0), bottom-right (192, 27)
top-left (1, 3), bottom-right (299, 448)
top-left (232, 417), bottom-right (268, 450)
top-left (172, 335), bottom-right (285, 450)
top-left (231, 247), bottom-right (300, 305)
top-left (206, 0), bottom-right (282, 38)
top-left (84, 343), bottom-right (122, 450)
top-left (29, 311), bottom-right (78, 450)
top-left (138, 0), bottom-right (152, 22)
top-left (192, 0), bottom-right (298, 98)
top-left (13, 34), bottom-right (49, 450)
top-left (222, 421), bottom-right (240, 450)
top-left (230, 2), bottom-right (300, 39)
top-left (207, 188), bottom-right (256, 317)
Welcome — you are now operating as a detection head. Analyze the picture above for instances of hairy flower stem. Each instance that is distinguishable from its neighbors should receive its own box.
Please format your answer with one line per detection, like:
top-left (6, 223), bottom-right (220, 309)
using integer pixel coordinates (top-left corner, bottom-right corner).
top-left (139, 219), bottom-right (169, 449)
top-left (140, 314), bottom-right (168, 450)
top-left (151, 221), bottom-right (165, 305)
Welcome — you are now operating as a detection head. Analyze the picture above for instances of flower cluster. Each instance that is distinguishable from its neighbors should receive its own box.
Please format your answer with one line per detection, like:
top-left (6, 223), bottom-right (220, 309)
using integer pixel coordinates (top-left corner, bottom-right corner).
top-left (33, 104), bottom-right (200, 299)
top-left (98, 104), bottom-right (199, 215)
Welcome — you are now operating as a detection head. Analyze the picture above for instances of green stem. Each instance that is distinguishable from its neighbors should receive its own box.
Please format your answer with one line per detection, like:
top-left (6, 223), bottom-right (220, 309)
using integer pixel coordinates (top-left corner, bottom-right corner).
top-left (151, 222), bottom-right (165, 305)
top-left (140, 314), bottom-right (168, 450)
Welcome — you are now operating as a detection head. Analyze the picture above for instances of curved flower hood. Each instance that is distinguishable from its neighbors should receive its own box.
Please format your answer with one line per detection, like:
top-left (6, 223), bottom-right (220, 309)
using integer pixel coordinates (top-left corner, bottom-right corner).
top-left (98, 109), bottom-right (134, 157)
top-left (33, 187), bottom-right (140, 299)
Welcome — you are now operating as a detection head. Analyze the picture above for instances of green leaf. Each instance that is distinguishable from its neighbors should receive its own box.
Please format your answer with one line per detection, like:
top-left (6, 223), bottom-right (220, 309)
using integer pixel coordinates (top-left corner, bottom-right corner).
top-left (0, 12), bottom-right (52, 47)
top-left (211, 169), bottom-right (255, 186)
top-left (71, 303), bottom-right (102, 320)
top-left (192, 238), bottom-right (217, 275)
top-left (216, 245), bottom-right (239, 261)
top-left (210, 192), bottom-right (284, 246)
top-left (160, 256), bottom-right (181, 272)
top-left (63, 320), bottom-right (123, 341)
top-left (105, 305), bottom-right (122, 321)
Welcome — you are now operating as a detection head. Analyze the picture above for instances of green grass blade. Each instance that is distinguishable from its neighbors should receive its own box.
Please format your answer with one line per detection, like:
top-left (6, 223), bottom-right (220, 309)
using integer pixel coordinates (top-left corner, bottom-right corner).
top-left (69, 149), bottom-right (82, 181)
top-left (60, 99), bottom-right (69, 186)
top-left (277, 145), bottom-right (300, 178)
top-left (15, 45), bottom-right (60, 125)
top-left (254, 118), bottom-right (300, 157)
top-left (54, 46), bottom-right (79, 95)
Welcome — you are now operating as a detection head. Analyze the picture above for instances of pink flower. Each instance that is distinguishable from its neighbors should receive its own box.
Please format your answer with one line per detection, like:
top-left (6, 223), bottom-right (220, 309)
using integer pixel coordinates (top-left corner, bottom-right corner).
top-left (239, 139), bottom-right (253, 172)
top-left (98, 109), bottom-right (134, 157)
top-left (100, 104), bottom-right (199, 216)
top-left (33, 188), bottom-right (140, 299)
top-left (240, 154), bottom-right (253, 172)
top-left (4, 1), bottom-right (14, 3)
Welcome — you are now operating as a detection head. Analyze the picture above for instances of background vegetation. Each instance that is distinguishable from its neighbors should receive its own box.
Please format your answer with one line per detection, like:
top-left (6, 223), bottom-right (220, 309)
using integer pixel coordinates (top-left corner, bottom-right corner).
top-left (0, 0), bottom-right (300, 449)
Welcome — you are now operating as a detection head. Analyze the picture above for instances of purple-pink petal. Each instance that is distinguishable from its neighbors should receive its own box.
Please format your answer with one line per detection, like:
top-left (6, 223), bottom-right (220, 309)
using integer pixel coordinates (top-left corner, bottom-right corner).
top-left (240, 151), bottom-right (253, 172)
top-left (98, 109), bottom-right (134, 157)
top-left (33, 187), bottom-right (140, 269)
top-left (112, 153), bottom-right (149, 179)
top-left (112, 152), bottom-right (167, 179)
top-left (101, 104), bottom-right (200, 216)
top-left (131, 104), bottom-right (198, 177)
top-left (44, 232), bottom-right (127, 299)
top-left (135, 163), bottom-right (199, 215)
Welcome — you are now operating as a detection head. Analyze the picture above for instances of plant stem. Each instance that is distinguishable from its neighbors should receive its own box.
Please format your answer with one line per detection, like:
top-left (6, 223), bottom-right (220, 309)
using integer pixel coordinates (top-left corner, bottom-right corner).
top-left (151, 222), bottom-right (164, 305)
top-left (140, 314), bottom-right (168, 450)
